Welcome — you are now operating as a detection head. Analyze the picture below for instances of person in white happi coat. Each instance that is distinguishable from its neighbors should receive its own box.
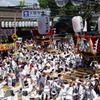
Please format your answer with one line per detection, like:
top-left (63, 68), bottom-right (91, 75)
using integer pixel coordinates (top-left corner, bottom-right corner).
top-left (65, 82), bottom-right (74, 100)
top-left (9, 84), bottom-right (22, 100)
top-left (51, 80), bottom-right (61, 99)
top-left (7, 71), bottom-right (13, 87)
top-left (0, 67), bottom-right (2, 76)
top-left (39, 72), bottom-right (46, 87)
top-left (74, 80), bottom-right (85, 100)
top-left (19, 66), bottom-right (26, 86)
top-left (57, 81), bottom-right (74, 100)
top-left (30, 81), bottom-right (41, 100)
top-left (11, 58), bottom-right (17, 71)
top-left (84, 84), bottom-right (97, 100)
top-left (0, 76), bottom-right (7, 100)
top-left (24, 74), bottom-right (34, 87)
top-left (42, 79), bottom-right (51, 100)
top-left (24, 62), bottom-right (30, 75)
top-left (2, 61), bottom-right (8, 79)
top-left (22, 80), bottom-right (33, 100)
top-left (30, 65), bottom-right (35, 78)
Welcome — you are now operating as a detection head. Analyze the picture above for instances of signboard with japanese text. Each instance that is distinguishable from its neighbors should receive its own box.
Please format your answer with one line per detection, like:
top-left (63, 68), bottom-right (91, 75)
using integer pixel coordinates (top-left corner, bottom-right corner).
top-left (0, 43), bottom-right (15, 51)
top-left (98, 17), bottom-right (100, 33)
top-left (22, 10), bottom-right (50, 19)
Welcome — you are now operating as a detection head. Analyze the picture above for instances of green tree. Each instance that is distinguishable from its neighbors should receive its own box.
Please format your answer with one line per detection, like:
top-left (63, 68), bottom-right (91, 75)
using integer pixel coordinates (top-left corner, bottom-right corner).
top-left (38, 0), bottom-right (100, 17)
top-left (39, 0), bottom-right (60, 16)
top-left (38, 0), bottom-right (79, 16)
top-left (18, 0), bottom-right (25, 6)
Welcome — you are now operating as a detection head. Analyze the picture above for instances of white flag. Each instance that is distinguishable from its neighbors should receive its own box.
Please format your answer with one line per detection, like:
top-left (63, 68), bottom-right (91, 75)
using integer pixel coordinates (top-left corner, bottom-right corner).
top-left (83, 20), bottom-right (87, 32)
top-left (93, 38), bottom-right (99, 53)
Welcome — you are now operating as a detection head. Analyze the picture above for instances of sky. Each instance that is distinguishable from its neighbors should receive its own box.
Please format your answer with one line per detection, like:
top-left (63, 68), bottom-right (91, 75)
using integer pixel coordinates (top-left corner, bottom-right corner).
top-left (0, 0), bottom-right (39, 6)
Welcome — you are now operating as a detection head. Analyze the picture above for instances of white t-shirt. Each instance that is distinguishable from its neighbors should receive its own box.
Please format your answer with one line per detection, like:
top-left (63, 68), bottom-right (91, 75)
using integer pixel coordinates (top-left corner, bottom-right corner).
top-left (19, 70), bottom-right (26, 80)
top-left (24, 65), bottom-right (30, 75)
top-left (30, 68), bottom-right (35, 77)
top-left (11, 73), bottom-right (16, 79)
top-left (44, 83), bottom-right (50, 93)
top-left (12, 60), bottom-right (17, 68)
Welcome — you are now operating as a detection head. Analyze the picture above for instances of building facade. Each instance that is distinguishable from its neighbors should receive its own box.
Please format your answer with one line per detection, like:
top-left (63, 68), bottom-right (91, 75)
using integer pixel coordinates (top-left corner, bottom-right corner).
top-left (0, 6), bottom-right (39, 43)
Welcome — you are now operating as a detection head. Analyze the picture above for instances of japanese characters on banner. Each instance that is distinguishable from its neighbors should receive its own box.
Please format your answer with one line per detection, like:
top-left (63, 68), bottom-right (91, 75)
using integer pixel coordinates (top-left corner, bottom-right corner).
top-left (72, 16), bottom-right (83, 33)
top-left (83, 20), bottom-right (87, 32)
top-left (0, 29), bottom-right (14, 36)
top-left (0, 43), bottom-right (15, 51)
top-left (38, 15), bottom-right (50, 35)
top-left (98, 17), bottom-right (100, 33)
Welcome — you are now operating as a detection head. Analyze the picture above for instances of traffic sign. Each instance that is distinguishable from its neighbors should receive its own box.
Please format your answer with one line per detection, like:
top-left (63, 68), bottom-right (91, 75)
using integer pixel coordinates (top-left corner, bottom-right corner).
top-left (11, 33), bottom-right (18, 41)
top-left (22, 10), bottom-right (50, 19)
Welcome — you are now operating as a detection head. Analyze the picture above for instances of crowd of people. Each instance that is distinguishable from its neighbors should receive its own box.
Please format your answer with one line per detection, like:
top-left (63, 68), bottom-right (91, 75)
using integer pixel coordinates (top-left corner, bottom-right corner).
top-left (0, 37), bottom-right (100, 100)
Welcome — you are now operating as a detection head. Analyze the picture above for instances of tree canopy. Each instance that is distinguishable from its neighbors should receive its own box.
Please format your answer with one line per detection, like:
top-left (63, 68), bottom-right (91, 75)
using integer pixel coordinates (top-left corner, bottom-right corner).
top-left (18, 0), bottom-right (25, 6)
top-left (38, 0), bottom-right (100, 18)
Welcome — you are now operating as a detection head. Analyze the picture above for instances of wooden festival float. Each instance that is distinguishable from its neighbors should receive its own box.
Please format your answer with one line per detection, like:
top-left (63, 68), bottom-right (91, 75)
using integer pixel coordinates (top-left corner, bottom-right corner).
top-left (72, 16), bottom-right (100, 59)
top-left (32, 13), bottom-right (57, 53)
top-left (71, 16), bottom-right (100, 75)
